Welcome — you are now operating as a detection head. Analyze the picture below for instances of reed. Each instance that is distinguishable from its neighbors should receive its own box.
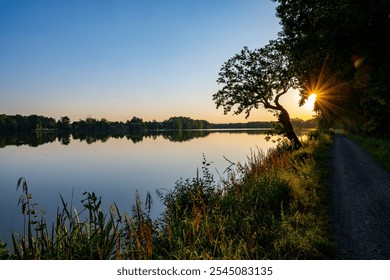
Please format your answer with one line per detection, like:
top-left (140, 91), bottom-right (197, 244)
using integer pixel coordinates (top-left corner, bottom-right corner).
top-left (2, 130), bottom-right (335, 259)
top-left (10, 180), bottom-right (124, 259)
top-left (0, 240), bottom-right (10, 259)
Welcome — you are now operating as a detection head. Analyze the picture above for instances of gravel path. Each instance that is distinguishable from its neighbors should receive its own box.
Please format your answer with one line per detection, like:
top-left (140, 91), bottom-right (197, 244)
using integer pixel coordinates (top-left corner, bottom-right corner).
top-left (331, 134), bottom-right (390, 259)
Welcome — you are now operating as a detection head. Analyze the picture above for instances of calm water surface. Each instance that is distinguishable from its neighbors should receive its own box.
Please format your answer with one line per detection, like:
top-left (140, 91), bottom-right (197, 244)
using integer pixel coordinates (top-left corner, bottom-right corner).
top-left (0, 130), bottom-right (280, 242)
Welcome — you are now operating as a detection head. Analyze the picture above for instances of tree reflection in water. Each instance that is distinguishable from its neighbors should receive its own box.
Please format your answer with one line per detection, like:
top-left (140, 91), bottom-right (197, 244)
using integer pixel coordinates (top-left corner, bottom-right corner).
top-left (0, 129), bottom-right (272, 148)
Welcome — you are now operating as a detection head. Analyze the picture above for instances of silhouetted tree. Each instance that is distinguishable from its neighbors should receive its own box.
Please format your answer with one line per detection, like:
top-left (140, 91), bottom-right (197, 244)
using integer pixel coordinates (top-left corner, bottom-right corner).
top-left (213, 40), bottom-right (302, 148)
top-left (58, 116), bottom-right (71, 131)
top-left (127, 116), bottom-right (146, 131)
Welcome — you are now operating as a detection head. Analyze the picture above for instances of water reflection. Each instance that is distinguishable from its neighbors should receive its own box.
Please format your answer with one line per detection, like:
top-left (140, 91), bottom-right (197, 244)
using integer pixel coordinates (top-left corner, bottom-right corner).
top-left (0, 129), bottom-right (271, 148)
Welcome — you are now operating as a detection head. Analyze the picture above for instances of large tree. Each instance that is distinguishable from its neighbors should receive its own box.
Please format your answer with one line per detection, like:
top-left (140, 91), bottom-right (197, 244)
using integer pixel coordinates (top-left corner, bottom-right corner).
top-left (213, 40), bottom-right (302, 149)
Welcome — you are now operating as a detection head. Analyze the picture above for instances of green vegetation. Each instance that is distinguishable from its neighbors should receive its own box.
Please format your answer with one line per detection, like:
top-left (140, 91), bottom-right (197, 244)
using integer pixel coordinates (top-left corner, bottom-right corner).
top-left (274, 0), bottom-right (389, 137)
top-left (0, 130), bottom-right (335, 259)
top-left (0, 114), bottom-right (212, 133)
top-left (213, 41), bottom-right (303, 149)
top-left (348, 135), bottom-right (390, 171)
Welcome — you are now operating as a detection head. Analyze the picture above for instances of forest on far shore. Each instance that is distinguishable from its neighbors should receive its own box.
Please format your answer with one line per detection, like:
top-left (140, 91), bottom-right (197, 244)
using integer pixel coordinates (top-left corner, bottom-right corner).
top-left (0, 114), bottom-right (317, 134)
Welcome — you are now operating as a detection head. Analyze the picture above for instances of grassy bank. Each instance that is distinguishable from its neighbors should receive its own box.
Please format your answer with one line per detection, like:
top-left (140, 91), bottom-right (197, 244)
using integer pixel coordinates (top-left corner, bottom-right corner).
top-left (348, 135), bottom-right (390, 171)
top-left (0, 130), bottom-right (335, 259)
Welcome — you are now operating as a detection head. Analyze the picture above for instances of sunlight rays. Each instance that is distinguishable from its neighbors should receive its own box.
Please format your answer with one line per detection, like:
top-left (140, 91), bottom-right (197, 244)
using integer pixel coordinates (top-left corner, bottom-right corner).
top-left (303, 62), bottom-right (350, 119)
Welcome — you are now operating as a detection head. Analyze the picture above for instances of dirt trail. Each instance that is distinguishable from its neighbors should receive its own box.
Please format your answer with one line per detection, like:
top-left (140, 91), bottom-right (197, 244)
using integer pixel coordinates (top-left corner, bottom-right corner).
top-left (331, 134), bottom-right (390, 259)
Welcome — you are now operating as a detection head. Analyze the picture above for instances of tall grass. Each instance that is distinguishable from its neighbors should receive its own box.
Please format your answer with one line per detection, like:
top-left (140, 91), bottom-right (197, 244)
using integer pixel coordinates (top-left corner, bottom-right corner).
top-left (9, 180), bottom-right (122, 259)
top-left (154, 132), bottom-right (335, 259)
top-left (1, 130), bottom-right (335, 259)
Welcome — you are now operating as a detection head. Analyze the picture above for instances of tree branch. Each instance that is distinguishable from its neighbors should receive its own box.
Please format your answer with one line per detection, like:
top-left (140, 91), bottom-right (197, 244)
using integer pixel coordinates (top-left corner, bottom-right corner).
top-left (274, 90), bottom-right (288, 107)
top-left (262, 99), bottom-right (278, 111)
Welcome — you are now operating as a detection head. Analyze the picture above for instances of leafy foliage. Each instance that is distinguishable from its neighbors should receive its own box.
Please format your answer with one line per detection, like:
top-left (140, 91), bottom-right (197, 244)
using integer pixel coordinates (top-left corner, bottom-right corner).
top-left (214, 41), bottom-right (297, 117)
top-left (213, 40), bottom-right (302, 148)
top-left (274, 0), bottom-right (390, 137)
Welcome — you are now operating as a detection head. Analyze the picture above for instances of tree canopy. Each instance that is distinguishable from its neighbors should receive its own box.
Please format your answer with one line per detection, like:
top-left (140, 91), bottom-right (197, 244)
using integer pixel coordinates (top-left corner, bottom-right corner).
top-left (274, 0), bottom-right (390, 136)
top-left (213, 40), bottom-right (302, 148)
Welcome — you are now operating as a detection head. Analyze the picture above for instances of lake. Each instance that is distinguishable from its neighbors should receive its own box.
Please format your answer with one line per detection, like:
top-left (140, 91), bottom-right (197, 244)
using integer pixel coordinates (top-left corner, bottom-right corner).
top-left (0, 129), bottom-right (288, 244)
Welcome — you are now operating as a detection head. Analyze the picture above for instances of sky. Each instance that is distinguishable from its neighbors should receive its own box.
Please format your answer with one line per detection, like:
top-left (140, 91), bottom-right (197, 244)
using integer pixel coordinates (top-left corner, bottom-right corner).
top-left (0, 0), bottom-right (316, 123)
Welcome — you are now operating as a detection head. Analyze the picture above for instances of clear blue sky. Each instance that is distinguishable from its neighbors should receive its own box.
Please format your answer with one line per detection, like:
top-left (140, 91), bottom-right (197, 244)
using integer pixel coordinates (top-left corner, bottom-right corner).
top-left (0, 0), bottom-right (314, 123)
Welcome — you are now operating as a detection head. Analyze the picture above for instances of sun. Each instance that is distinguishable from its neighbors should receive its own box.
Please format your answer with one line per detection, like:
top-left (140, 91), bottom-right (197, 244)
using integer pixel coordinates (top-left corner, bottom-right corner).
top-left (302, 93), bottom-right (317, 112)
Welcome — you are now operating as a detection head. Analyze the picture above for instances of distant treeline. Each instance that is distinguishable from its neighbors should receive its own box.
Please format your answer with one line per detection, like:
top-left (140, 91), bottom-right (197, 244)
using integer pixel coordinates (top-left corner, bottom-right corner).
top-left (0, 115), bottom-right (212, 133)
top-left (0, 114), bottom-right (317, 133)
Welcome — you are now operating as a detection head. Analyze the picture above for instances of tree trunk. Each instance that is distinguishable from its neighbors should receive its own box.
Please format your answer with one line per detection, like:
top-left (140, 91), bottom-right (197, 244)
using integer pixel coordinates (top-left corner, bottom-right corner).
top-left (278, 107), bottom-right (303, 149)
